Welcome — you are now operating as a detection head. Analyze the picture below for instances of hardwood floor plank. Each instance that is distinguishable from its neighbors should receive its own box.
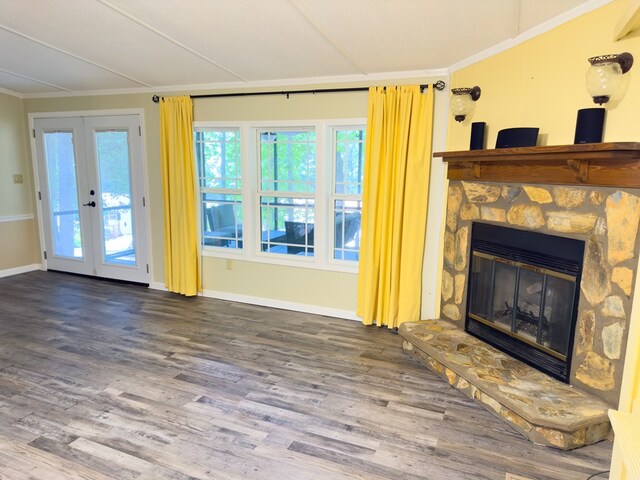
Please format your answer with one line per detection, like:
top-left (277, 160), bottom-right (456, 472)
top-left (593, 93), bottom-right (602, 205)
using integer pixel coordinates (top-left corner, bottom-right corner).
top-left (0, 271), bottom-right (612, 479)
top-left (0, 435), bottom-right (114, 480)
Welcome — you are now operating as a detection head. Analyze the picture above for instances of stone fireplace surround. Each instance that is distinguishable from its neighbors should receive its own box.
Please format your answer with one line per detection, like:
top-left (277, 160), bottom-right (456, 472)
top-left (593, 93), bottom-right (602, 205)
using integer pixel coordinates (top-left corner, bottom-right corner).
top-left (399, 143), bottom-right (640, 449)
top-left (440, 180), bottom-right (638, 406)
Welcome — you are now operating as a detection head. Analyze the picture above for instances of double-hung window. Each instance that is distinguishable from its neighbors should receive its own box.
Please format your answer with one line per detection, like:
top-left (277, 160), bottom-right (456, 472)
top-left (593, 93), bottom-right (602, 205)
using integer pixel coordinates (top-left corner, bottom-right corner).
top-left (195, 128), bottom-right (243, 249)
top-left (258, 129), bottom-right (317, 256)
top-left (331, 126), bottom-right (365, 262)
top-left (195, 120), bottom-right (365, 270)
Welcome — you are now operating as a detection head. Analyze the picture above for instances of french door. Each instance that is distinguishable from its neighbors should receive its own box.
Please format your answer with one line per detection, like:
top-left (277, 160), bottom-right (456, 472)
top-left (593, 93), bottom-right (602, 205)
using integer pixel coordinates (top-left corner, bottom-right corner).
top-left (34, 115), bottom-right (149, 284)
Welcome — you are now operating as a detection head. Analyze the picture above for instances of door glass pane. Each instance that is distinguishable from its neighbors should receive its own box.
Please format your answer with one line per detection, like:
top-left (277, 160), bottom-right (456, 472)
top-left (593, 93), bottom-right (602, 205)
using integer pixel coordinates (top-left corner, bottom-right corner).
top-left (490, 261), bottom-right (517, 331)
top-left (514, 268), bottom-right (544, 343)
top-left (541, 275), bottom-right (576, 356)
top-left (468, 254), bottom-right (493, 319)
top-left (96, 130), bottom-right (136, 266)
top-left (44, 131), bottom-right (83, 259)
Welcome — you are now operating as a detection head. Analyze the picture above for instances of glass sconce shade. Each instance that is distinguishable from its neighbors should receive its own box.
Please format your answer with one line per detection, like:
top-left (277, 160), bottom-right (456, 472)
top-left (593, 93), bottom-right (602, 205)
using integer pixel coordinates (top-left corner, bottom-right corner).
top-left (450, 86), bottom-right (481, 122)
top-left (585, 53), bottom-right (633, 105)
top-left (586, 61), bottom-right (622, 104)
top-left (450, 93), bottom-right (474, 122)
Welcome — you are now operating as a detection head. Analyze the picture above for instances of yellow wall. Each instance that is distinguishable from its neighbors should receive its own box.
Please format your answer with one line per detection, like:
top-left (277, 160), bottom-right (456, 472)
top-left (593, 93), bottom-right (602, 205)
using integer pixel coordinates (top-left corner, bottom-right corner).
top-left (0, 92), bottom-right (40, 270)
top-left (0, 92), bottom-right (32, 216)
top-left (446, 1), bottom-right (639, 477)
top-left (192, 90), bottom-right (367, 313)
top-left (19, 78), bottom-right (448, 315)
top-left (0, 219), bottom-right (39, 271)
top-left (448, 1), bottom-right (640, 150)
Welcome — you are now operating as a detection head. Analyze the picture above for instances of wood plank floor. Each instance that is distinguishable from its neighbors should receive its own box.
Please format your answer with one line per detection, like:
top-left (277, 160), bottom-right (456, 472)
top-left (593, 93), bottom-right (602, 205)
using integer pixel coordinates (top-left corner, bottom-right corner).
top-left (0, 271), bottom-right (612, 480)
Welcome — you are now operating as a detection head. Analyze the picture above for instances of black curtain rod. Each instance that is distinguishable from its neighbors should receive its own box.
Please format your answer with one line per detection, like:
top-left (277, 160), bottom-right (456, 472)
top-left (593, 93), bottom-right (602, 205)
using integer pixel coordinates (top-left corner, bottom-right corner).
top-left (151, 80), bottom-right (446, 103)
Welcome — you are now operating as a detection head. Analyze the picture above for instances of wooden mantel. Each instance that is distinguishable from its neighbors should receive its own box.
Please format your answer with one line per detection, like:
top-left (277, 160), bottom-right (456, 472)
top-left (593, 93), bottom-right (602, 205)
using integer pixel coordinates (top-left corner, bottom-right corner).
top-left (434, 142), bottom-right (640, 188)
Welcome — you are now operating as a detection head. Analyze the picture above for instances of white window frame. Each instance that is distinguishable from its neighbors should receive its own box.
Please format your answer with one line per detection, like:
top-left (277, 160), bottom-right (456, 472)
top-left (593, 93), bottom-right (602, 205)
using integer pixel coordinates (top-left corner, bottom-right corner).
top-left (194, 118), bottom-right (365, 273)
top-left (195, 126), bottom-right (243, 251)
top-left (328, 122), bottom-right (366, 266)
top-left (256, 127), bottom-right (318, 258)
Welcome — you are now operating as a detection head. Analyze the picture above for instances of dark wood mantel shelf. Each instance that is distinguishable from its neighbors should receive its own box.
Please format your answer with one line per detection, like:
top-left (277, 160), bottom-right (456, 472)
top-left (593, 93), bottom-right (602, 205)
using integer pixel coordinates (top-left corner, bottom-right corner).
top-left (434, 142), bottom-right (640, 188)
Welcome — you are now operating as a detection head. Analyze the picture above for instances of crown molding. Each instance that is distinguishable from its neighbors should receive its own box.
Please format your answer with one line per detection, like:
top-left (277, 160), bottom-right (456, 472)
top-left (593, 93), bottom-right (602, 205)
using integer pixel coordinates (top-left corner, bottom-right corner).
top-left (21, 69), bottom-right (450, 100)
top-left (0, 86), bottom-right (24, 98)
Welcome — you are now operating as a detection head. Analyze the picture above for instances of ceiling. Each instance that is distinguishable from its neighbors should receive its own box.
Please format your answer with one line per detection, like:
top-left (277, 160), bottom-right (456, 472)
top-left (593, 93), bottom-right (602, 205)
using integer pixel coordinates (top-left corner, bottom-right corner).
top-left (0, 0), bottom-right (604, 97)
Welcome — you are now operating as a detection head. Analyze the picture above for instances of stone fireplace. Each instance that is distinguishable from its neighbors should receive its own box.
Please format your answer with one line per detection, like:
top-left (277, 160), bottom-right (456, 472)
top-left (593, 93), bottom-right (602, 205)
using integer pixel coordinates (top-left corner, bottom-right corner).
top-left (466, 222), bottom-right (584, 383)
top-left (399, 143), bottom-right (640, 449)
top-left (441, 180), bottom-right (638, 406)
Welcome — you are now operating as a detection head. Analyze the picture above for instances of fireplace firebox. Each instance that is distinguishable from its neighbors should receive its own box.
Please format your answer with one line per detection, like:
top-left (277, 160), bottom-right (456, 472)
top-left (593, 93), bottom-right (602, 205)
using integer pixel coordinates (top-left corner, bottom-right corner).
top-left (465, 223), bottom-right (585, 382)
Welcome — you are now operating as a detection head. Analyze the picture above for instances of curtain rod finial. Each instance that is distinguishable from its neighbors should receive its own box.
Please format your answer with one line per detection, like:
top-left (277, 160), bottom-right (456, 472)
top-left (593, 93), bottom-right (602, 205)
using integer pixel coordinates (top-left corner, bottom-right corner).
top-left (152, 95), bottom-right (160, 103)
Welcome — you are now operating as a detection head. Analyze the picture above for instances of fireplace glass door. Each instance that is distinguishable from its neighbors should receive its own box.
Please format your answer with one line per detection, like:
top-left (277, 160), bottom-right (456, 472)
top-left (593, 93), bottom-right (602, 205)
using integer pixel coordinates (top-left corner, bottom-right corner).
top-left (468, 252), bottom-right (577, 361)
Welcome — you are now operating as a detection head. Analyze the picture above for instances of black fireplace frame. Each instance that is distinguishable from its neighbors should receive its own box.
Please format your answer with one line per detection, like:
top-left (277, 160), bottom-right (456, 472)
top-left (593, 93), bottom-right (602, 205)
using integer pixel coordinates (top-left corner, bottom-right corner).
top-left (465, 222), bottom-right (585, 383)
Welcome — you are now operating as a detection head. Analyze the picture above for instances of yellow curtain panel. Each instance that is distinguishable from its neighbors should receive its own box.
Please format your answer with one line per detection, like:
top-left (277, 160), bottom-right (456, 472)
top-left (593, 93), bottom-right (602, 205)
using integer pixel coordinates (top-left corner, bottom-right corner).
top-left (160, 96), bottom-right (201, 296)
top-left (357, 85), bottom-right (434, 328)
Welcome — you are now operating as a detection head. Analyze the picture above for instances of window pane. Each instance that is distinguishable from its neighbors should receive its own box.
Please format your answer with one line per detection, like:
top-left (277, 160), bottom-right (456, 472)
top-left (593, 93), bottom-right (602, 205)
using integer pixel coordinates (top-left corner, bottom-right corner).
top-left (335, 129), bottom-right (365, 195)
top-left (202, 194), bottom-right (243, 249)
top-left (259, 130), bottom-right (316, 193)
top-left (96, 130), bottom-right (136, 266)
top-left (195, 128), bottom-right (243, 250)
top-left (333, 200), bottom-right (362, 261)
top-left (260, 196), bottom-right (314, 256)
top-left (44, 131), bottom-right (83, 259)
top-left (195, 129), bottom-right (241, 189)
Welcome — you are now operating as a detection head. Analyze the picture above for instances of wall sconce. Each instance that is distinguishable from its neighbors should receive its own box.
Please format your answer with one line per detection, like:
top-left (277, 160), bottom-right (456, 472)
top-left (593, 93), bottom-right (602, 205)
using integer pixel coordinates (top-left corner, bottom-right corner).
top-left (586, 52), bottom-right (633, 105)
top-left (450, 86), bottom-right (481, 122)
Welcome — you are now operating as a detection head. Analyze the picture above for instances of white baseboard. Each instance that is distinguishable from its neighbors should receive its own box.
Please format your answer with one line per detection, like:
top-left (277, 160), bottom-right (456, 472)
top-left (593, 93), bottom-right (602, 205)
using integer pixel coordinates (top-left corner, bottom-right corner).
top-left (202, 289), bottom-right (360, 321)
top-left (0, 263), bottom-right (43, 279)
top-left (148, 282), bottom-right (359, 321)
top-left (150, 282), bottom-right (167, 291)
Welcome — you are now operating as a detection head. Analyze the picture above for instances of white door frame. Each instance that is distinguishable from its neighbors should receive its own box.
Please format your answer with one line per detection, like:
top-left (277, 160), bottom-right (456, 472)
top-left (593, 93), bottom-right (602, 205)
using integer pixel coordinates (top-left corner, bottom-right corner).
top-left (29, 108), bottom-right (153, 283)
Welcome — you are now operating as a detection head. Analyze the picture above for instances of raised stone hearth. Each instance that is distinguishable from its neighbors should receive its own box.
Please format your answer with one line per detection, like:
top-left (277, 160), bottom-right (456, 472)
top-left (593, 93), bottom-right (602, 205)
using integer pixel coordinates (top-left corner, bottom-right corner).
top-left (399, 319), bottom-right (611, 450)
top-left (439, 181), bottom-right (639, 406)
top-left (403, 145), bottom-right (640, 450)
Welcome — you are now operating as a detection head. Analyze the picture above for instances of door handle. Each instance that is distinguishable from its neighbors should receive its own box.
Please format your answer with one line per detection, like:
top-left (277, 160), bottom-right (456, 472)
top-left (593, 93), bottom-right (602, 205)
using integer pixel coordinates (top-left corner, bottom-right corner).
top-left (83, 201), bottom-right (96, 207)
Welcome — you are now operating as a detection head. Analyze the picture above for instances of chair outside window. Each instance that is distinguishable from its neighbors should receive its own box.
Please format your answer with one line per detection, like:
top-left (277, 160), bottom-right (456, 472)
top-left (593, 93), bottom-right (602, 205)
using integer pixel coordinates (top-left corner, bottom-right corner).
top-left (204, 202), bottom-right (242, 247)
top-left (285, 221), bottom-right (314, 255)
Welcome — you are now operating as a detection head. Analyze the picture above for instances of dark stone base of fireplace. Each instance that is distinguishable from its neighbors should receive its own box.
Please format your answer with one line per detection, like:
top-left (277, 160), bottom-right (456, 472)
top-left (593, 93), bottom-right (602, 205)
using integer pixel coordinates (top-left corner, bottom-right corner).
top-left (399, 319), bottom-right (611, 450)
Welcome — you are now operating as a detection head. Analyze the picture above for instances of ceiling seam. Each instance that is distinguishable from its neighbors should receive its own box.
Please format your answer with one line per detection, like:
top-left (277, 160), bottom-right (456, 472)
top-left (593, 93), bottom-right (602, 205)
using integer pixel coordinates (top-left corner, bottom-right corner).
top-left (0, 67), bottom-right (71, 92)
top-left (513, 0), bottom-right (522, 38)
top-left (287, 0), bottom-right (367, 75)
top-left (0, 24), bottom-right (151, 88)
top-left (95, 0), bottom-right (249, 83)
